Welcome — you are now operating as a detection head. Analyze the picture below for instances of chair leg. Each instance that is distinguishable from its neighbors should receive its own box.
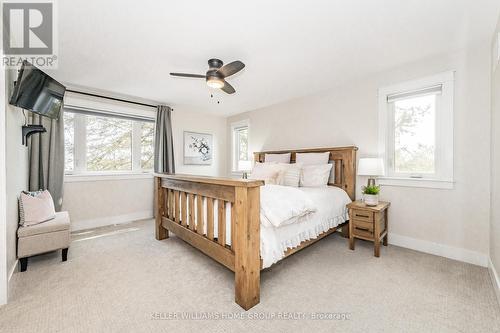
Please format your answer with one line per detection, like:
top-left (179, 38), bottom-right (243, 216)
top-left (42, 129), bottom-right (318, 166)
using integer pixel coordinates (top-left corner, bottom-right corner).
top-left (62, 248), bottom-right (68, 262)
top-left (20, 258), bottom-right (28, 272)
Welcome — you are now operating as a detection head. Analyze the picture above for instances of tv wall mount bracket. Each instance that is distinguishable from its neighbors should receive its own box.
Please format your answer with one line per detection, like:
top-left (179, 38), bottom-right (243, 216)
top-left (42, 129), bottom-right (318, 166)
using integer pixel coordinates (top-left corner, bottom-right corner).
top-left (22, 124), bottom-right (46, 146)
top-left (20, 108), bottom-right (46, 146)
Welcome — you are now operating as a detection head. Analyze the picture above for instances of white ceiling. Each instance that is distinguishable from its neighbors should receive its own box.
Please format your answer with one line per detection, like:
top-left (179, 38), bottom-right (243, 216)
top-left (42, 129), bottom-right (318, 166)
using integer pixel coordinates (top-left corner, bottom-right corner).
top-left (49, 0), bottom-right (500, 116)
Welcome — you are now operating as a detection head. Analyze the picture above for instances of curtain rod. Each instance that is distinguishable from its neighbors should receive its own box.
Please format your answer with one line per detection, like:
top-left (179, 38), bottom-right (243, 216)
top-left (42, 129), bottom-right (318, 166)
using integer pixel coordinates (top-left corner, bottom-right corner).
top-left (65, 89), bottom-right (172, 111)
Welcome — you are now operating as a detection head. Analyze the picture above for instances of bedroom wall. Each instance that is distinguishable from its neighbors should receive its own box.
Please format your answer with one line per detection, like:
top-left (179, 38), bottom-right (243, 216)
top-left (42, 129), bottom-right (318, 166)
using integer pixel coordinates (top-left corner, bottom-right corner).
top-left (65, 106), bottom-right (227, 231)
top-left (4, 69), bottom-right (29, 284)
top-left (170, 106), bottom-right (227, 177)
top-left (0, 61), bottom-right (7, 305)
top-left (227, 44), bottom-right (491, 266)
top-left (490, 17), bottom-right (500, 299)
top-left (62, 177), bottom-right (154, 231)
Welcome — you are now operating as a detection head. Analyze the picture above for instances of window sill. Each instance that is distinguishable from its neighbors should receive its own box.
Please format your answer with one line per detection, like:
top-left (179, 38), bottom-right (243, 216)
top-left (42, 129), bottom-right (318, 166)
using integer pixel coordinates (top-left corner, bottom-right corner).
top-left (231, 168), bottom-right (252, 174)
top-left (64, 172), bottom-right (153, 183)
top-left (378, 177), bottom-right (454, 189)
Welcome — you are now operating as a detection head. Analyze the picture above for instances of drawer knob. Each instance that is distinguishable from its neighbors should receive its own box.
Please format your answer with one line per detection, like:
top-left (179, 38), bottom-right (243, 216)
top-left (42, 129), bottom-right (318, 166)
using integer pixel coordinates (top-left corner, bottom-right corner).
top-left (355, 226), bottom-right (372, 233)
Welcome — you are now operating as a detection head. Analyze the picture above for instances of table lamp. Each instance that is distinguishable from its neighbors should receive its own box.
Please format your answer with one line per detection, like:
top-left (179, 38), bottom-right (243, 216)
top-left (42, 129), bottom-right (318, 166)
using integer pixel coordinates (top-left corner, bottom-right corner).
top-left (358, 158), bottom-right (385, 187)
top-left (238, 160), bottom-right (253, 179)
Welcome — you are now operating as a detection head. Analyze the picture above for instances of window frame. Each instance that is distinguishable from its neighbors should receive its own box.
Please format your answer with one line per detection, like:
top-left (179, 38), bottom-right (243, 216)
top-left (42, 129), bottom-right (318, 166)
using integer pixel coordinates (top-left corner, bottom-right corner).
top-left (64, 111), bottom-right (155, 180)
top-left (230, 119), bottom-right (250, 173)
top-left (378, 71), bottom-right (455, 189)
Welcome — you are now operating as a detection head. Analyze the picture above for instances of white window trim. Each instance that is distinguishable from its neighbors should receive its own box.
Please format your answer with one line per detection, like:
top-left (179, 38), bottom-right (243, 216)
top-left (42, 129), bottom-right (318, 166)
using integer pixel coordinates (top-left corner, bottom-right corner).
top-left (230, 119), bottom-right (250, 174)
top-left (64, 91), bottom-right (157, 121)
top-left (377, 177), bottom-right (454, 190)
top-left (378, 71), bottom-right (455, 189)
top-left (64, 172), bottom-right (153, 183)
top-left (65, 110), bottom-right (155, 176)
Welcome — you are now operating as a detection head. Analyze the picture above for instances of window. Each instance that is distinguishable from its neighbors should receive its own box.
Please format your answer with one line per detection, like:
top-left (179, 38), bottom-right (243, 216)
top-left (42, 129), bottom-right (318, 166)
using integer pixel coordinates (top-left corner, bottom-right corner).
top-left (63, 112), bottom-right (155, 175)
top-left (86, 115), bottom-right (133, 171)
top-left (393, 93), bottom-right (436, 175)
top-left (140, 122), bottom-right (155, 170)
top-left (64, 112), bottom-right (75, 172)
top-left (378, 72), bottom-right (454, 189)
top-left (231, 120), bottom-right (250, 172)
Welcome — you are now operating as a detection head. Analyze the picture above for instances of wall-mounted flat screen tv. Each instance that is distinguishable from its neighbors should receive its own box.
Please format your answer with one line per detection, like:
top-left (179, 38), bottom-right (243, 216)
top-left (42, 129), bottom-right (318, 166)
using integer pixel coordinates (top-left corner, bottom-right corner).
top-left (9, 60), bottom-right (66, 120)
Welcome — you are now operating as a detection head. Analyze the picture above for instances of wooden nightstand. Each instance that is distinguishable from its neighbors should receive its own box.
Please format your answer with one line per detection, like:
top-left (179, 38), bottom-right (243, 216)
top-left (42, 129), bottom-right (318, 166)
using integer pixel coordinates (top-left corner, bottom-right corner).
top-left (347, 200), bottom-right (390, 257)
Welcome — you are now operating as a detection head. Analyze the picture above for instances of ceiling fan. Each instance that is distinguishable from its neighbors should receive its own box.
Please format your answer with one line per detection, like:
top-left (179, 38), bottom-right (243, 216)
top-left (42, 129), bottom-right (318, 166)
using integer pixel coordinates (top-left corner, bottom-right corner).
top-left (170, 58), bottom-right (245, 94)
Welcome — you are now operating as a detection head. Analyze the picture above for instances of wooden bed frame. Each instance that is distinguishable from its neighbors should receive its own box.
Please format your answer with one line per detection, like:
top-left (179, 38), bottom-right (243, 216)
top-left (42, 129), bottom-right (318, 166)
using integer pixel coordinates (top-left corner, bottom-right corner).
top-left (154, 146), bottom-right (357, 310)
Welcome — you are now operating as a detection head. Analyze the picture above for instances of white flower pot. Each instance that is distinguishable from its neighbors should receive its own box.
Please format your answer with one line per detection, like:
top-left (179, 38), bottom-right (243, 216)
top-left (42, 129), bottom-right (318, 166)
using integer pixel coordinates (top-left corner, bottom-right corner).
top-left (364, 194), bottom-right (379, 206)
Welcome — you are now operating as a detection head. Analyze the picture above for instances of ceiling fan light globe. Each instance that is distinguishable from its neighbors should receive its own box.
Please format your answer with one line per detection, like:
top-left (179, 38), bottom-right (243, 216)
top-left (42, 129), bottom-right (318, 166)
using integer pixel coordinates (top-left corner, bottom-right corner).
top-left (207, 78), bottom-right (224, 89)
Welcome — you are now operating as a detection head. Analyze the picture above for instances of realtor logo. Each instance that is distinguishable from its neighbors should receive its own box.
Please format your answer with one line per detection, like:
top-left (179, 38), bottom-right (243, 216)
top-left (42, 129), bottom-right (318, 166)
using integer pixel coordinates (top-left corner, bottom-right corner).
top-left (2, 1), bottom-right (58, 68)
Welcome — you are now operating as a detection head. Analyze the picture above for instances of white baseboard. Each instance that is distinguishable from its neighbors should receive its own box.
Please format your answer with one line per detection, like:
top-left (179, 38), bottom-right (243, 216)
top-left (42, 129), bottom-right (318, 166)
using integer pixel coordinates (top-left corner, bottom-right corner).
top-left (388, 232), bottom-right (489, 267)
top-left (489, 258), bottom-right (500, 306)
top-left (8, 259), bottom-right (18, 282)
top-left (71, 210), bottom-right (153, 232)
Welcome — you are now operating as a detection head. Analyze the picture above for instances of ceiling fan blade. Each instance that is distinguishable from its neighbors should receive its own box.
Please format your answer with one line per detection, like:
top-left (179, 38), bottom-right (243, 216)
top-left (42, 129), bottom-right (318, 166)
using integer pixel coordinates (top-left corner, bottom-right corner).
top-left (220, 80), bottom-right (236, 94)
top-left (217, 61), bottom-right (245, 77)
top-left (170, 73), bottom-right (206, 78)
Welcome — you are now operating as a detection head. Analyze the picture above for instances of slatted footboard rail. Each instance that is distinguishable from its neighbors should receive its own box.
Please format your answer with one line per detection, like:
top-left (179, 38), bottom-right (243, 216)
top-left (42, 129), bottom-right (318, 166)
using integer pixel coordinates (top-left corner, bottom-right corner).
top-left (154, 174), bottom-right (264, 310)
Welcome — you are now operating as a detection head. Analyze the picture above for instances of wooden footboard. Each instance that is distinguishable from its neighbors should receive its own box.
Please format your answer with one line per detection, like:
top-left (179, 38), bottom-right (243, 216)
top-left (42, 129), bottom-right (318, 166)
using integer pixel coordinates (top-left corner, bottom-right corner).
top-left (154, 174), bottom-right (264, 310)
top-left (154, 146), bottom-right (357, 310)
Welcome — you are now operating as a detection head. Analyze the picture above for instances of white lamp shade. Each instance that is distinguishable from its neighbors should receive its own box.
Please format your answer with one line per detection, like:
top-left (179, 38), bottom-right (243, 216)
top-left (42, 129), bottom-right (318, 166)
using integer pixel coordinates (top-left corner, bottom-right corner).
top-left (358, 158), bottom-right (385, 176)
top-left (238, 160), bottom-right (252, 172)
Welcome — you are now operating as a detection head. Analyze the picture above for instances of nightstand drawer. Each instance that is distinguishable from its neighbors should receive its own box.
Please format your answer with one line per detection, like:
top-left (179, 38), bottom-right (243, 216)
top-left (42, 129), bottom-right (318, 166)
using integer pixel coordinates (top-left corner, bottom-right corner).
top-left (352, 220), bottom-right (374, 239)
top-left (351, 210), bottom-right (374, 222)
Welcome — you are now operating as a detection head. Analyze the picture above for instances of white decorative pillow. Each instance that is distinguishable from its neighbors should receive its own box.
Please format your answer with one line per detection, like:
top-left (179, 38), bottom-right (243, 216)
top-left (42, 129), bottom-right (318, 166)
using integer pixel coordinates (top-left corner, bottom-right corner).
top-left (19, 190), bottom-right (42, 225)
top-left (276, 163), bottom-right (302, 187)
top-left (19, 190), bottom-right (56, 226)
top-left (265, 153), bottom-right (291, 163)
top-left (296, 152), bottom-right (330, 165)
top-left (250, 163), bottom-right (280, 184)
top-left (300, 164), bottom-right (333, 187)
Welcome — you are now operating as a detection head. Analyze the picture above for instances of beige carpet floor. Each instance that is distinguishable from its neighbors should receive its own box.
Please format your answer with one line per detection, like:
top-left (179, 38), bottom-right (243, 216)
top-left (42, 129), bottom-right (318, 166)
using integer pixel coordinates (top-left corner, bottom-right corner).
top-left (1, 219), bottom-right (499, 333)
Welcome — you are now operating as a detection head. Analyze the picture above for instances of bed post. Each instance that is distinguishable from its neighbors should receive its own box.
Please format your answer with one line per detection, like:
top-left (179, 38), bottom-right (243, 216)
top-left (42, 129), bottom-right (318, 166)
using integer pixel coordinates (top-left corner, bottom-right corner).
top-left (234, 185), bottom-right (261, 310)
top-left (154, 177), bottom-right (168, 240)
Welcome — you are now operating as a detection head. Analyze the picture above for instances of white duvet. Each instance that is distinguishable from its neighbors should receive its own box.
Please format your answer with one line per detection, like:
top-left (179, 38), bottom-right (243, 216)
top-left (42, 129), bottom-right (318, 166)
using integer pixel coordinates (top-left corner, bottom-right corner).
top-left (260, 186), bottom-right (352, 268)
top-left (209, 185), bottom-right (352, 268)
top-left (260, 184), bottom-right (317, 228)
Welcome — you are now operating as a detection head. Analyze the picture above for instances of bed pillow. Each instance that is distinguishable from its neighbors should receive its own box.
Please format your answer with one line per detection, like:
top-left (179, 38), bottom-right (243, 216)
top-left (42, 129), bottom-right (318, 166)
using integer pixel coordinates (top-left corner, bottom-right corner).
top-left (296, 152), bottom-right (330, 165)
top-left (276, 163), bottom-right (302, 187)
top-left (300, 164), bottom-right (333, 187)
top-left (249, 162), bottom-right (280, 184)
top-left (265, 153), bottom-right (291, 163)
top-left (19, 190), bottom-right (56, 226)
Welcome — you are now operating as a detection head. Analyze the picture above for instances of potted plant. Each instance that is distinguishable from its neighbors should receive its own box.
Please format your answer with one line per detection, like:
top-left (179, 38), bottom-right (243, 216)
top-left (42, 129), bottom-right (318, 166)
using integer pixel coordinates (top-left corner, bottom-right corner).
top-left (362, 185), bottom-right (380, 206)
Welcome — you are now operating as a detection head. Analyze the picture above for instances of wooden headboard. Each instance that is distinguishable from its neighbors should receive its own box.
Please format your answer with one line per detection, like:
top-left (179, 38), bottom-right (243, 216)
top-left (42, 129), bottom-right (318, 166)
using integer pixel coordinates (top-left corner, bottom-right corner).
top-left (254, 146), bottom-right (358, 200)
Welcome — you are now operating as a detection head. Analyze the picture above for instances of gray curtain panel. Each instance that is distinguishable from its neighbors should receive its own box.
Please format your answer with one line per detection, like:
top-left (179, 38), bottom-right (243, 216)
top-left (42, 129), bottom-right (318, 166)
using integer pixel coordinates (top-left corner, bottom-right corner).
top-left (28, 112), bottom-right (65, 211)
top-left (154, 105), bottom-right (175, 173)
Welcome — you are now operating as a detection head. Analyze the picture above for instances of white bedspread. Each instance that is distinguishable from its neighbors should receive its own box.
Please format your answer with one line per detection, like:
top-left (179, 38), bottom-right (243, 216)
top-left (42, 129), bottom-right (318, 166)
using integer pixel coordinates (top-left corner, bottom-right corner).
top-left (209, 185), bottom-right (351, 268)
top-left (260, 184), bottom-right (317, 228)
top-left (260, 186), bottom-right (352, 268)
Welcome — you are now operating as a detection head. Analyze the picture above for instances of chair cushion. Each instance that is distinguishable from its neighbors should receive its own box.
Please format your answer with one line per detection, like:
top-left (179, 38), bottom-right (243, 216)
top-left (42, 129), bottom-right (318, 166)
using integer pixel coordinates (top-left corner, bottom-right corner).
top-left (18, 211), bottom-right (70, 238)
